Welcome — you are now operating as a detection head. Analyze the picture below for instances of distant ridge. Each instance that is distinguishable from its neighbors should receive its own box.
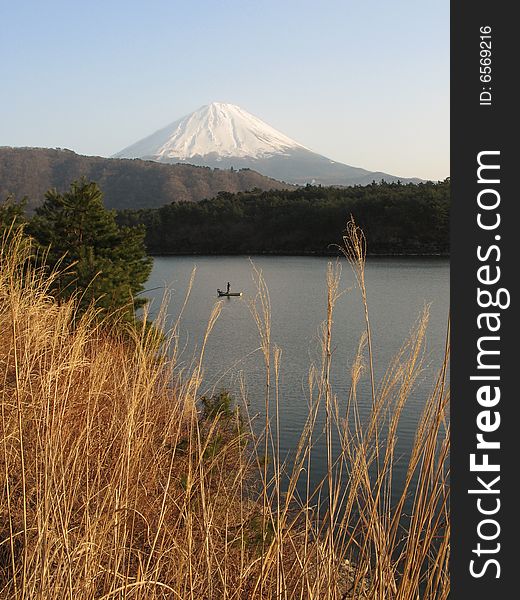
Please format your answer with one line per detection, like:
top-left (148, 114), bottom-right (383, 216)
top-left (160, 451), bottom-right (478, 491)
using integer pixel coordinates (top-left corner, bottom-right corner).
top-left (115, 102), bottom-right (422, 186)
top-left (0, 147), bottom-right (294, 211)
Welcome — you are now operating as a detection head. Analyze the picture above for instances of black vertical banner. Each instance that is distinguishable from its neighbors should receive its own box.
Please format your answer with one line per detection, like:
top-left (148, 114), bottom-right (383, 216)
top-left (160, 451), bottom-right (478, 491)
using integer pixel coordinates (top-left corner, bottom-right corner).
top-left (452, 1), bottom-right (517, 598)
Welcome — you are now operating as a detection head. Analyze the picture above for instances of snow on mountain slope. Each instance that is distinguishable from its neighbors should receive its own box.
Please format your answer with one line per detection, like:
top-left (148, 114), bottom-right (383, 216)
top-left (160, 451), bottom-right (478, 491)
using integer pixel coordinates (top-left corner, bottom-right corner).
top-left (114, 102), bottom-right (421, 185)
top-left (114, 102), bottom-right (307, 161)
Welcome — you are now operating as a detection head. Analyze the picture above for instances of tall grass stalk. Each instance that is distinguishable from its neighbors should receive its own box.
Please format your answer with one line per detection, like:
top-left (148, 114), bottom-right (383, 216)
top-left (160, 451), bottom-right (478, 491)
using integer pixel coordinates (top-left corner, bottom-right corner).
top-left (1, 225), bottom-right (449, 599)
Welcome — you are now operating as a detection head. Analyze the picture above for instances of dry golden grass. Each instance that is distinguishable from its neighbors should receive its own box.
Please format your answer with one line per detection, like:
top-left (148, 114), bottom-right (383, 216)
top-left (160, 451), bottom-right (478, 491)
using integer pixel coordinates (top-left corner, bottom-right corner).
top-left (1, 223), bottom-right (449, 599)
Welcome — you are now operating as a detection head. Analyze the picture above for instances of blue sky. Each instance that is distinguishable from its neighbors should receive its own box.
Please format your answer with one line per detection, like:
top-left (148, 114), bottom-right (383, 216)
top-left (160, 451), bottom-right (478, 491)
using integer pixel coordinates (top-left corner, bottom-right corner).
top-left (1, 0), bottom-right (449, 181)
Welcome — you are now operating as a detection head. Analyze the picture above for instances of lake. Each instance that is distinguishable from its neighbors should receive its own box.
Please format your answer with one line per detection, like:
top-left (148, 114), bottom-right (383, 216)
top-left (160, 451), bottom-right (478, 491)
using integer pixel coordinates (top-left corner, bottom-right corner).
top-left (144, 255), bottom-right (449, 497)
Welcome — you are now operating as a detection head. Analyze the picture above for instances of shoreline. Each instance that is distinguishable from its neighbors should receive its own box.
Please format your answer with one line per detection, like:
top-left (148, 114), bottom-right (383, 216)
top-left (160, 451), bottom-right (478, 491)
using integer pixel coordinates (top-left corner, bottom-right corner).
top-left (148, 251), bottom-right (450, 258)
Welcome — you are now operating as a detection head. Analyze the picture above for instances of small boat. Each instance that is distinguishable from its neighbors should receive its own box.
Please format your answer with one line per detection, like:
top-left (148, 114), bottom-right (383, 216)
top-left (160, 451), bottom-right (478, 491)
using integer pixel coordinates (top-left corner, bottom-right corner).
top-left (217, 289), bottom-right (243, 297)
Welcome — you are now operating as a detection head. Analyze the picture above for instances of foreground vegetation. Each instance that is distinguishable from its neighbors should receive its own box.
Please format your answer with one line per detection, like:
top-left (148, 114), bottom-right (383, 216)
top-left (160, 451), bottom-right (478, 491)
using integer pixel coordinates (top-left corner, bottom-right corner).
top-left (0, 223), bottom-right (450, 598)
top-left (2, 180), bottom-right (152, 320)
top-left (117, 180), bottom-right (450, 256)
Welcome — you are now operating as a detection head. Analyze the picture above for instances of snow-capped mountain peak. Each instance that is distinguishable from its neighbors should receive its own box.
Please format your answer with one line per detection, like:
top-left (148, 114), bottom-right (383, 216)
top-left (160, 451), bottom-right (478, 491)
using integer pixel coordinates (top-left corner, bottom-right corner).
top-left (114, 102), bottom-right (420, 186)
top-left (115, 102), bottom-right (307, 161)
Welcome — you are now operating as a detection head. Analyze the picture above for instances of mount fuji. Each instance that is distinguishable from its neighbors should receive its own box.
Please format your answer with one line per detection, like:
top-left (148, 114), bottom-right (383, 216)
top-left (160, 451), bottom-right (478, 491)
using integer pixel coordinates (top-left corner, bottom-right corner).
top-left (114, 103), bottom-right (419, 186)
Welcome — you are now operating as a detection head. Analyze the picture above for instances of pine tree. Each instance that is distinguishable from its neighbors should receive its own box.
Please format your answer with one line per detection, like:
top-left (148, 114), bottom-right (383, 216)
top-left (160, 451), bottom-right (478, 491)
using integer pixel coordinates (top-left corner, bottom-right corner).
top-left (29, 180), bottom-right (152, 318)
top-left (0, 196), bottom-right (26, 238)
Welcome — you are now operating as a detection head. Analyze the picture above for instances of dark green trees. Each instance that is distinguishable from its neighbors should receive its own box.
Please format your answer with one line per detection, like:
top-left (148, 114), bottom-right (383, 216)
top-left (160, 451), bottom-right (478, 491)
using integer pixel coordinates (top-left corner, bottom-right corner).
top-left (0, 196), bottom-right (26, 238)
top-left (29, 180), bottom-right (152, 318)
top-left (117, 180), bottom-right (450, 256)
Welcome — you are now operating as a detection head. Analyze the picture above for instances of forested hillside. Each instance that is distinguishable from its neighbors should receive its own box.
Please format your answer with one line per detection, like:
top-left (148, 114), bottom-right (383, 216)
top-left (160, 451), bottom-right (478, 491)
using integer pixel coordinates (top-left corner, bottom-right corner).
top-left (117, 180), bottom-right (450, 255)
top-left (0, 147), bottom-right (293, 211)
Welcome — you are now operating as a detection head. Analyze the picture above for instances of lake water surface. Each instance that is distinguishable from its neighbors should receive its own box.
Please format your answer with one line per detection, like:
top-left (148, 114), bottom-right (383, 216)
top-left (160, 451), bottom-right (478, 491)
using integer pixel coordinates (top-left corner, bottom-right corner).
top-left (145, 256), bottom-right (449, 495)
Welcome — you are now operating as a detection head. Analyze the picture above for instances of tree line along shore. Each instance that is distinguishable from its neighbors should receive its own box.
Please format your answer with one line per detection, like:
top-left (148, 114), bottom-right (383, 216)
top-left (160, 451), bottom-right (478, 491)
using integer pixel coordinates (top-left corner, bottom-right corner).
top-left (116, 179), bottom-right (450, 256)
top-left (3, 177), bottom-right (449, 259)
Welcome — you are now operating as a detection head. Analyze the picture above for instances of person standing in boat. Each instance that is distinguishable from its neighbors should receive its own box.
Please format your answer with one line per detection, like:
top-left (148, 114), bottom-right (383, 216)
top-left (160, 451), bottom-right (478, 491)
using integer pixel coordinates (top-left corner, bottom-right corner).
top-left (227, 282), bottom-right (230, 293)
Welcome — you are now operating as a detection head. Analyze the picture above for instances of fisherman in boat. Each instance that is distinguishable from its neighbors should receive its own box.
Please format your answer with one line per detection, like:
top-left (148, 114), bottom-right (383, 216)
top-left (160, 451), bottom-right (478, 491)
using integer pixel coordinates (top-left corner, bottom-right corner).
top-left (216, 285), bottom-right (241, 297)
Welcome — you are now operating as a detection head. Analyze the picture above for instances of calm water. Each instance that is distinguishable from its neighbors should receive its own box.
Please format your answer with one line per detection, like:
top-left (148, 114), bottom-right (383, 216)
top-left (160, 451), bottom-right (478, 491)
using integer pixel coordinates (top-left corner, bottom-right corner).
top-left (144, 256), bottom-right (449, 495)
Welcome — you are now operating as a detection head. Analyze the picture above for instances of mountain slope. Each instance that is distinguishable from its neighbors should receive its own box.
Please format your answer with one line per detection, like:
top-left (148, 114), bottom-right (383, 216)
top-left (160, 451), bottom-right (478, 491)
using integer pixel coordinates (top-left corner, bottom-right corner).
top-left (115, 102), bottom-right (420, 185)
top-left (0, 147), bottom-right (293, 211)
top-left (114, 102), bottom-right (307, 161)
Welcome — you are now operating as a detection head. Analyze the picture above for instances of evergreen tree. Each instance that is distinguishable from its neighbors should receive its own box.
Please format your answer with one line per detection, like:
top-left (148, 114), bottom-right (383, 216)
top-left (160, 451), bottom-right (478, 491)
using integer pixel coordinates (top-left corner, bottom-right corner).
top-left (29, 180), bottom-right (152, 317)
top-left (117, 180), bottom-right (450, 256)
top-left (0, 196), bottom-right (26, 238)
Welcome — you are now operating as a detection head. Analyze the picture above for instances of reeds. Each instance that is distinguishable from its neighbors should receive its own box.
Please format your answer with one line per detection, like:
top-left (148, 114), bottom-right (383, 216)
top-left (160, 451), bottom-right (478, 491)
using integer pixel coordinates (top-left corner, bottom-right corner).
top-left (0, 222), bottom-right (449, 599)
